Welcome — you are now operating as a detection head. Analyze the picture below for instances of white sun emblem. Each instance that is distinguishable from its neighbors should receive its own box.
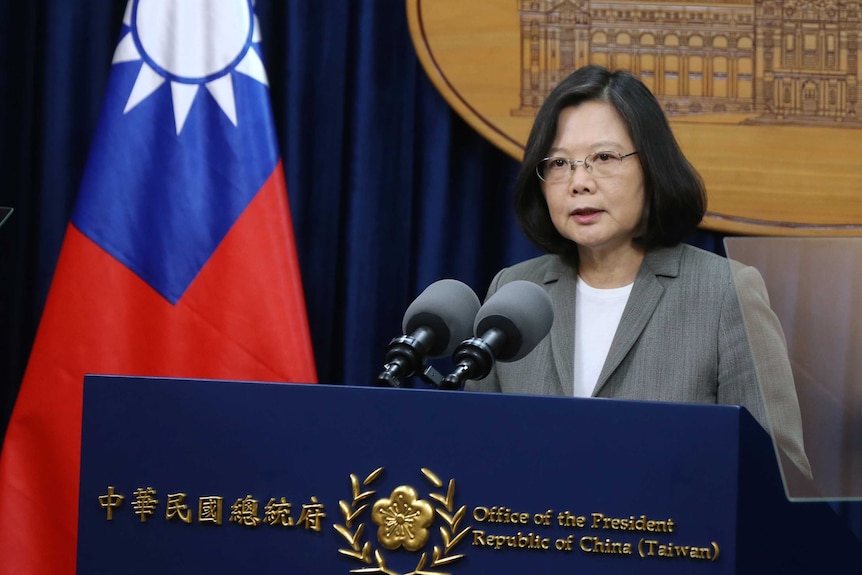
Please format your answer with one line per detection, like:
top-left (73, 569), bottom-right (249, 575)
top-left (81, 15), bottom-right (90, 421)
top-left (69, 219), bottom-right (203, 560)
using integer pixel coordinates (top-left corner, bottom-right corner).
top-left (112, 0), bottom-right (268, 135)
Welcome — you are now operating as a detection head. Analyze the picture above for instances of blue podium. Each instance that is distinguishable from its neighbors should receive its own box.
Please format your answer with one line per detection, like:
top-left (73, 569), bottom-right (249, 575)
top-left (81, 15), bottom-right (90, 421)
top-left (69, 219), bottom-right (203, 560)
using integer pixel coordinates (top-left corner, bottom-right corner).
top-left (78, 375), bottom-right (861, 574)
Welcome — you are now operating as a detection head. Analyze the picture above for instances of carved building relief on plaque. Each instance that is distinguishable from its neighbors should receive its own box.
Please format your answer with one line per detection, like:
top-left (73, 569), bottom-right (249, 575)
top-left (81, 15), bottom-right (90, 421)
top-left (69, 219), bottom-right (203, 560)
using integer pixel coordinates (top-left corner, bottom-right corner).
top-left (513, 0), bottom-right (861, 127)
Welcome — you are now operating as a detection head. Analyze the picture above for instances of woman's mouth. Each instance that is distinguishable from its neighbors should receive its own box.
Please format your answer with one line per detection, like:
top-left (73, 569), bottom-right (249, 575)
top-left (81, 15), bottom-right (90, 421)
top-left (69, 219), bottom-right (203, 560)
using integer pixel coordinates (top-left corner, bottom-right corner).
top-left (571, 207), bottom-right (603, 224)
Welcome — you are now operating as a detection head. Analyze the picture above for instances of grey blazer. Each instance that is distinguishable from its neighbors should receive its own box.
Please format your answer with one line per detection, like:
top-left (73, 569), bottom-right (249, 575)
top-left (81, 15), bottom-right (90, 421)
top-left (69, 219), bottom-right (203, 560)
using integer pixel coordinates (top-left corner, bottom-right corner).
top-left (466, 244), bottom-right (811, 476)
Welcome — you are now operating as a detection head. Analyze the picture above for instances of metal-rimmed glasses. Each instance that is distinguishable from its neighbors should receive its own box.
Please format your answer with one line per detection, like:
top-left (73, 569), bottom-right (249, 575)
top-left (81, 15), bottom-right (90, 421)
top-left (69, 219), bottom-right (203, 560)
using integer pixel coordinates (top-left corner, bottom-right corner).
top-left (536, 150), bottom-right (638, 183)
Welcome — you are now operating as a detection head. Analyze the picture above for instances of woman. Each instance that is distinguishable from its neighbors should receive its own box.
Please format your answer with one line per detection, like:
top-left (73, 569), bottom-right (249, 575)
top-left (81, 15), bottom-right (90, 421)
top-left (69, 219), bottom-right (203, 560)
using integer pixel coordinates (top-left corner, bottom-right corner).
top-left (466, 64), bottom-right (810, 477)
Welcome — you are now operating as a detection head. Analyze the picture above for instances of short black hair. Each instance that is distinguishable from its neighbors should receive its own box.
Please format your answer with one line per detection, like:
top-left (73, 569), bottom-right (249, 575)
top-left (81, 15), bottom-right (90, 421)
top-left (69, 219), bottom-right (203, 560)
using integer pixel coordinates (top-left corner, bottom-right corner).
top-left (514, 64), bottom-right (706, 264)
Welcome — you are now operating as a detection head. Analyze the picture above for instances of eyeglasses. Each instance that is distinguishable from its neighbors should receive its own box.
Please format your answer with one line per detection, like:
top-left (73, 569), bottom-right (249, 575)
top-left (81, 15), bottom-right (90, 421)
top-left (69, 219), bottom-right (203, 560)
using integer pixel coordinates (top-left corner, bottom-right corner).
top-left (536, 150), bottom-right (638, 183)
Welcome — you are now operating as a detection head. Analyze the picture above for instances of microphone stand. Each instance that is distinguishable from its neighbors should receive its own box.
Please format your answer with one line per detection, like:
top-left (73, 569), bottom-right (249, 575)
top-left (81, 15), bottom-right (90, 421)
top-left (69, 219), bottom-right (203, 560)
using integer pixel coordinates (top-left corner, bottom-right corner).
top-left (419, 364), bottom-right (444, 387)
top-left (440, 330), bottom-right (505, 390)
top-left (376, 327), bottom-right (445, 388)
top-left (376, 333), bottom-right (426, 387)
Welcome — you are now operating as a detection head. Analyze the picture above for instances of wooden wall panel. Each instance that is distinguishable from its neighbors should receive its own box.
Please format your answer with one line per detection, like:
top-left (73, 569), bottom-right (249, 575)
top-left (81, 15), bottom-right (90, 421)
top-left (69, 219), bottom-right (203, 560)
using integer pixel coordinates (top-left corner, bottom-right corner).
top-left (408, 0), bottom-right (862, 236)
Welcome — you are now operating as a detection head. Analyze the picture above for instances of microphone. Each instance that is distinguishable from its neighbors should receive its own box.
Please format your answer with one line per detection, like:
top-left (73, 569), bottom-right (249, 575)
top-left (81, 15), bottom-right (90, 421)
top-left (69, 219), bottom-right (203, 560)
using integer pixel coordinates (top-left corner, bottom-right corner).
top-left (377, 279), bottom-right (480, 387)
top-left (441, 280), bottom-right (553, 390)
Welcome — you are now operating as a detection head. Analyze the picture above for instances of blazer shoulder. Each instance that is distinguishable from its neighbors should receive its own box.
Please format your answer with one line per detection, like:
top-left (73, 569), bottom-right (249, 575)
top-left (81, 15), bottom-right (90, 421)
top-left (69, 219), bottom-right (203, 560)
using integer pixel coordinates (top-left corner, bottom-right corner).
top-left (671, 243), bottom-right (735, 281)
top-left (492, 254), bottom-right (564, 286)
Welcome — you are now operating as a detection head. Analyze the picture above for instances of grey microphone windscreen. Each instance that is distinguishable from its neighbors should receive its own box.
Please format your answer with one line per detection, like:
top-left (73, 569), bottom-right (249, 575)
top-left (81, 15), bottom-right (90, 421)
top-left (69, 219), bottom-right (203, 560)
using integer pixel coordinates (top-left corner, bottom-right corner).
top-left (402, 279), bottom-right (481, 357)
top-left (473, 280), bottom-right (553, 361)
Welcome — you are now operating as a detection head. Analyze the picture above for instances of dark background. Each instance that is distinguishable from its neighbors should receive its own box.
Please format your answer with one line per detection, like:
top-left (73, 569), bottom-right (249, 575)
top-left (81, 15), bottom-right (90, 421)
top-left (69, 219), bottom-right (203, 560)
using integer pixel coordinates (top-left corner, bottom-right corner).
top-left (0, 0), bottom-right (532, 434)
top-left (0, 0), bottom-right (857, 539)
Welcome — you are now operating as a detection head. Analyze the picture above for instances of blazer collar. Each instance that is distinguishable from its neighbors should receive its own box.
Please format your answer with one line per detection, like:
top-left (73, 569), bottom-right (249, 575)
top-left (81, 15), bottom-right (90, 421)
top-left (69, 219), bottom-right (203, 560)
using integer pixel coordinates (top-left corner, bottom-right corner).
top-left (640, 243), bottom-right (685, 279)
top-left (593, 244), bottom-right (684, 395)
top-left (540, 244), bottom-right (685, 397)
top-left (542, 257), bottom-right (577, 396)
top-left (543, 243), bottom-right (684, 282)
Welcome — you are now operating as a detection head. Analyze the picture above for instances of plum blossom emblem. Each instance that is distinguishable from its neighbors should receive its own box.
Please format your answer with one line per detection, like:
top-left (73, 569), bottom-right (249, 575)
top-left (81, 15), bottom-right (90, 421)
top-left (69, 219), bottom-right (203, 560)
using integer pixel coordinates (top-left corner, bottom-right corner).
top-left (371, 486), bottom-right (434, 551)
top-left (335, 467), bottom-right (472, 574)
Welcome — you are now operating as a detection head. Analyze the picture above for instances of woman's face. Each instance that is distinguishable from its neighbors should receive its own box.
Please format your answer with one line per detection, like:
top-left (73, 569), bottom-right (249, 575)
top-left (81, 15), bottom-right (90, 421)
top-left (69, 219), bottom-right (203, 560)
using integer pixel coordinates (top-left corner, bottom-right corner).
top-left (541, 100), bottom-right (645, 258)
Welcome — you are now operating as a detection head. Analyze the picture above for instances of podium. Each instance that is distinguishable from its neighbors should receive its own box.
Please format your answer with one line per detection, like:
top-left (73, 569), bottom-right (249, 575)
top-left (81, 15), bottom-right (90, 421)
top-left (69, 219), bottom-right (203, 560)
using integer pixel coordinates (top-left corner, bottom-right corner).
top-left (78, 375), bottom-right (861, 574)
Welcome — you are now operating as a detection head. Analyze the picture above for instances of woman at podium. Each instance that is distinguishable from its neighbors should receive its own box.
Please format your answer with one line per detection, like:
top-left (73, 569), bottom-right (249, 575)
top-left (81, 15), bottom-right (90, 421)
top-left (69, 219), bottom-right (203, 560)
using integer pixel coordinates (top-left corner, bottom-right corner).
top-left (465, 65), bottom-right (811, 478)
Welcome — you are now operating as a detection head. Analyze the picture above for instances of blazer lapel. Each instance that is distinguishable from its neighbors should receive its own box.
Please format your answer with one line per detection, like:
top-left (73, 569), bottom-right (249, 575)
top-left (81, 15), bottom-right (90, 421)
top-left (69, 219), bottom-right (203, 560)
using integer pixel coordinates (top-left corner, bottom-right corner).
top-left (592, 245), bottom-right (682, 396)
top-left (544, 258), bottom-right (577, 396)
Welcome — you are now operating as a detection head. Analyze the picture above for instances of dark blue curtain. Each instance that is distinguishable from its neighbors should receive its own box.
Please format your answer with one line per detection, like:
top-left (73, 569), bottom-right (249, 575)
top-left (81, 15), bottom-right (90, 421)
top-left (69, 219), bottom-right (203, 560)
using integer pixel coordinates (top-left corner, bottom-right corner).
top-left (0, 0), bottom-right (858, 540)
top-left (0, 0), bottom-right (539, 431)
top-left (253, 2), bottom-right (540, 384)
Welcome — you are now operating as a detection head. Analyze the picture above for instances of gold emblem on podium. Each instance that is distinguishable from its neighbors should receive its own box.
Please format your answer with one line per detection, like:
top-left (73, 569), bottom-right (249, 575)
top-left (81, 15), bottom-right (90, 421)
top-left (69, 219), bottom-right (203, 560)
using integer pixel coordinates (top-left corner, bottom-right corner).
top-left (334, 467), bottom-right (472, 574)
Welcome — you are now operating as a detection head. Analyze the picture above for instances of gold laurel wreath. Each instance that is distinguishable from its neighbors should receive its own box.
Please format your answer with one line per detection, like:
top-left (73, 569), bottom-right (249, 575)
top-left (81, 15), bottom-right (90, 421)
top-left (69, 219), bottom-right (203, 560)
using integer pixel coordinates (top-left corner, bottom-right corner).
top-left (334, 467), bottom-right (472, 575)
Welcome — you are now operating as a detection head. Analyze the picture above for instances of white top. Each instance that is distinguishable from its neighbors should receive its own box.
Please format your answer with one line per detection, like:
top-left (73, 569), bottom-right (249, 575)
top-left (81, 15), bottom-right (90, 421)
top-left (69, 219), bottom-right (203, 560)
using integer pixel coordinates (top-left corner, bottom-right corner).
top-left (573, 277), bottom-right (633, 397)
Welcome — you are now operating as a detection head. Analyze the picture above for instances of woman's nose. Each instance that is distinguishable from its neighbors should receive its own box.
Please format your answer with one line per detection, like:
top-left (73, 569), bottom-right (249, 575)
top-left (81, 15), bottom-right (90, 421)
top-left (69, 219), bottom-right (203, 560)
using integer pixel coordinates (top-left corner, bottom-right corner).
top-left (568, 163), bottom-right (593, 194)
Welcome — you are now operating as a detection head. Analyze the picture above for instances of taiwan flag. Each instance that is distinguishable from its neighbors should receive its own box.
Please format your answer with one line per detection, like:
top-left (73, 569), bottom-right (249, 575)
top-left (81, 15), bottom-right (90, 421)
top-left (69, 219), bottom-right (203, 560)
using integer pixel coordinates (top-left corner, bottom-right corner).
top-left (0, 2), bottom-right (317, 574)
